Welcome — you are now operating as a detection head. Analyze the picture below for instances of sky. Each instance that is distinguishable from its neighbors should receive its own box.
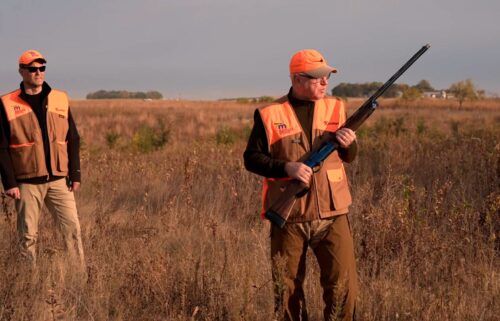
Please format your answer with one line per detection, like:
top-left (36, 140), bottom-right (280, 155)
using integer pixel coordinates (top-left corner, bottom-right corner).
top-left (1, 0), bottom-right (499, 100)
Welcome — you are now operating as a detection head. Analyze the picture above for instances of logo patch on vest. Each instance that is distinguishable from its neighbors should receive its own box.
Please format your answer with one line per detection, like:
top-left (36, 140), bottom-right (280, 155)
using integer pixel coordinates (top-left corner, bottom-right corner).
top-left (13, 105), bottom-right (26, 114)
top-left (324, 120), bottom-right (340, 132)
top-left (274, 122), bottom-right (287, 130)
top-left (274, 122), bottom-right (294, 135)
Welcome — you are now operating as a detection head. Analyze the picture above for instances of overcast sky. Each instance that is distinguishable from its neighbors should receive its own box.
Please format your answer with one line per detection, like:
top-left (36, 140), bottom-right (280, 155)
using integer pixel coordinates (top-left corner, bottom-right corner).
top-left (1, 0), bottom-right (499, 99)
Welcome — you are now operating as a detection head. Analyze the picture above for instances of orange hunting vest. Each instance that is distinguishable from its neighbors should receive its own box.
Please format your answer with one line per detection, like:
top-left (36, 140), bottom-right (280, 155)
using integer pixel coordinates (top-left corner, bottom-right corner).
top-left (1, 89), bottom-right (70, 179)
top-left (259, 96), bottom-right (352, 222)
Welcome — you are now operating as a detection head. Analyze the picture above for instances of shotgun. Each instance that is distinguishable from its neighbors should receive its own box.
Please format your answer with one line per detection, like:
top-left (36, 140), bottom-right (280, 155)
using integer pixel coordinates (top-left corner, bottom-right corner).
top-left (265, 44), bottom-right (431, 228)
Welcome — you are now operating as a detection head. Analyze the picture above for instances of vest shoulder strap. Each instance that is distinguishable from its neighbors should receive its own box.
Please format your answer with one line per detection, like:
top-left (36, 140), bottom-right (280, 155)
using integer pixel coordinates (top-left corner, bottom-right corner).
top-left (313, 97), bottom-right (345, 132)
top-left (259, 100), bottom-right (302, 147)
top-left (47, 89), bottom-right (69, 117)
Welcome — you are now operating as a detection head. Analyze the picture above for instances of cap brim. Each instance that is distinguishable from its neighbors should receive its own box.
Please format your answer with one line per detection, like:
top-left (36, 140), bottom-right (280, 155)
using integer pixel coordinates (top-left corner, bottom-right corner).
top-left (30, 58), bottom-right (46, 64)
top-left (303, 65), bottom-right (337, 78)
top-left (20, 58), bottom-right (46, 65)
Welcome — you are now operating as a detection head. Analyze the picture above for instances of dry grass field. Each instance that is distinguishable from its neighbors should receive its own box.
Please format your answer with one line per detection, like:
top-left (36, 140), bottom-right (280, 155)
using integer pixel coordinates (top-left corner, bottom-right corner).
top-left (0, 97), bottom-right (499, 321)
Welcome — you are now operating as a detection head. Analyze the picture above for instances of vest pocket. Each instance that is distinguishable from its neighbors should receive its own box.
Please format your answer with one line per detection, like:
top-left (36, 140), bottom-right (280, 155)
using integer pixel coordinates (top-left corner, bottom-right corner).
top-left (322, 166), bottom-right (352, 211)
top-left (9, 143), bottom-right (37, 176)
top-left (55, 141), bottom-right (69, 172)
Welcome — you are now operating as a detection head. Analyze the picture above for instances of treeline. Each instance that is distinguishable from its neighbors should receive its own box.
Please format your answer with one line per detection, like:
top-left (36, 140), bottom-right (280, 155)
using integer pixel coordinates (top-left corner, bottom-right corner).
top-left (86, 90), bottom-right (163, 100)
top-left (219, 96), bottom-right (275, 103)
top-left (332, 80), bottom-right (434, 98)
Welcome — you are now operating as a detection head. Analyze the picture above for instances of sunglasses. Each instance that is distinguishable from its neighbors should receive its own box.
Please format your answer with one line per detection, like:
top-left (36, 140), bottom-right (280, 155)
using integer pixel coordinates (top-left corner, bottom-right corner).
top-left (22, 66), bottom-right (46, 73)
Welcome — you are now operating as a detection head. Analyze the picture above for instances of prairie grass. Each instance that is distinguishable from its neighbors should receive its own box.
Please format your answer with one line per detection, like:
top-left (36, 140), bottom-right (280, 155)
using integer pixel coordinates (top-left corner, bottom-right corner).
top-left (0, 98), bottom-right (498, 321)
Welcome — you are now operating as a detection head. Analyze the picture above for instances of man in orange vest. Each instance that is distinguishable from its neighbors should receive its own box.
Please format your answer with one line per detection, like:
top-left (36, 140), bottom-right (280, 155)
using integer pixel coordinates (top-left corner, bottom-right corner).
top-left (0, 50), bottom-right (84, 268)
top-left (244, 49), bottom-right (358, 321)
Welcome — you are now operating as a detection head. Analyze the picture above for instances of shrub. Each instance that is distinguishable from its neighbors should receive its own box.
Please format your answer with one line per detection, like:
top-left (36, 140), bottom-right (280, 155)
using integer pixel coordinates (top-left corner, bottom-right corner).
top-left (373, 116), bottom-right (407, 137)
top-left (416, 118), bottom-right (426, 135)
top-left (216, 126), bottom-right (238, 145)
top-left (215, 125), bottom-right (252, 145)
top-left (402, 87), bottom-right (422, 101)
top-left (132, 122), bottom-right (170, 152)
top-left (106, 130), bottom-right (121, 149)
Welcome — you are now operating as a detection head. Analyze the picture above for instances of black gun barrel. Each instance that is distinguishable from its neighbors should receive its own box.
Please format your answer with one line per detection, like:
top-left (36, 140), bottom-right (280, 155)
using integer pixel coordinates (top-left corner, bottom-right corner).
top-left (343, 44), bottom-right (430, 131)
top-left (369, 44), bottom-right (430, 101)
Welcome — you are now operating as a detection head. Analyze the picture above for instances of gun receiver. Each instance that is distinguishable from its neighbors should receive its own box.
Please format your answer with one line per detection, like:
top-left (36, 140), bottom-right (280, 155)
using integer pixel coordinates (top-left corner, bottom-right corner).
top-left (265, 44), bottom-right (431, 228)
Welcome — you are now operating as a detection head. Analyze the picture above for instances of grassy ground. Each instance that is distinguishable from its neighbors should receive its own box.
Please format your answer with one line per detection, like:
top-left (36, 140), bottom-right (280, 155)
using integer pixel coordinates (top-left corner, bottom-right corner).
top-left (0, 98), bottom-right (498, 321)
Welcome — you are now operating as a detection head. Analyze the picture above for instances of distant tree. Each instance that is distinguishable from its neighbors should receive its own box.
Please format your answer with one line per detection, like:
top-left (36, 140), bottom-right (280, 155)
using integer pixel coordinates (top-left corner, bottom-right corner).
top-left (363, 82), bottom-right (383, 97)
top-left (383, 84), bottom-right (403, 98)
top-left (332, 83), bottom-right (360, 97)
top-left (332, 82), bottom-right (406, 98)
top-left (132, 92), bottom-right (147, 99)
top-left (86, 90), bottom-right (110, 99)
top-left (118, 91), bottom-right (129, 99)
top-left (401, 87), bottom-right (422, 101)
top-left (413, 79), bottom-right (434, 92)
top-left (449, 79), bottom-right (478, 108)
top-left (146, 91), bottom-right (163, 99)
top-left (86, 90), bottom-right (163, 100)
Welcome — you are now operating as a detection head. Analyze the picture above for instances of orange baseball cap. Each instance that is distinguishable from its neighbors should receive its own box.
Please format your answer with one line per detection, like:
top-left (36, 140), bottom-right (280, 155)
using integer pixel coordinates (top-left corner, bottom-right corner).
top-left (289, 49), bottom-right (337, 78)
top-left (18, 50), bottom-right (46, 65)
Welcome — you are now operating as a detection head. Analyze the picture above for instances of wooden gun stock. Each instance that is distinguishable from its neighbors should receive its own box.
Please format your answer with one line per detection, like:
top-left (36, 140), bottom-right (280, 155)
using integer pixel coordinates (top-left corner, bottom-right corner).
top-left (264, 180), bottom-right (307, 228)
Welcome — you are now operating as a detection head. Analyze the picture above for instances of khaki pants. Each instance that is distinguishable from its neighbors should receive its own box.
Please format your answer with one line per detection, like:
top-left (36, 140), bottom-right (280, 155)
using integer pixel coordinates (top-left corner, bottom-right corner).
top-left (271, 215), bottom-right (358, 321)
top-left (15, 178), bottom-right (84, 267)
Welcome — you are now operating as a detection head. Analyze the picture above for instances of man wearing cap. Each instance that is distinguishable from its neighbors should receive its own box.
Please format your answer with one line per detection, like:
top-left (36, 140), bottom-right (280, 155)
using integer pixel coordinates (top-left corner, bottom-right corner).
top-left (0, 50), bottom-right (84, 267)
top-left (244, 49), bottom-right (358, 321)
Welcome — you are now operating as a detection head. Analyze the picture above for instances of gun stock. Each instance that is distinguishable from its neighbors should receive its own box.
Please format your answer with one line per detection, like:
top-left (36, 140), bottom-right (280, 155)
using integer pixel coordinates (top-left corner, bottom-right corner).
top-left (264, 180), bottom-right (305, 227)
top-left (265, 44), bottom-right (430, 228)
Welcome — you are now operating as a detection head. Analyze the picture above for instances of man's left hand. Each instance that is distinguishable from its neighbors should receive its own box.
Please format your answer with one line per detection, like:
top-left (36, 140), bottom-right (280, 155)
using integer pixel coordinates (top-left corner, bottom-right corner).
top-left (336, 128), bottom-right (356, 148)
top-left (69, 182), bottom-right (81, 192)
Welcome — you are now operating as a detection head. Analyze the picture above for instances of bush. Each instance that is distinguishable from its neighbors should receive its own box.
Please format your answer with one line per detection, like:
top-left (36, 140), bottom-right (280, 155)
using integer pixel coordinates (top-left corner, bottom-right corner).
top-left (106, 131), bottom-right (121, 149)
top-left (215, 125), bottom-right (252, 145)
top-left (402, 87), bottom-right (422, 101)
top-left (132, 122), bottom-right (170, 152)
top-left (373, 116), bottom-right (407, 137)
top-left (216, 126), bottom-right (238, 145)
top-left (416, 118), bottom-right (426, 135)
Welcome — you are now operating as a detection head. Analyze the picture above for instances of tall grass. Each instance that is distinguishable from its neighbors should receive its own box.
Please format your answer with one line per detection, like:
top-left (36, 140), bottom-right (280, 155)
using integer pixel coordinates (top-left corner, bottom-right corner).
top-left (0, 98), bottom-right (498, 321)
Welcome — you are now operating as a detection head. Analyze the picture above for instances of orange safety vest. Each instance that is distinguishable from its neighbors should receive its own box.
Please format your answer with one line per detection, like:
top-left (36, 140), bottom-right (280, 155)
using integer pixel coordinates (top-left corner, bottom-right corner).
top-left (259, 96), bottom-right (352, 222)
top-left (1, 89), bottom-right (70, 179)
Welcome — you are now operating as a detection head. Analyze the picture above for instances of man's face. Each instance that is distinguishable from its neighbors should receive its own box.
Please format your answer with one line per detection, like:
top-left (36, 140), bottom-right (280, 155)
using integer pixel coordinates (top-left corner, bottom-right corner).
top-left (291, 73), bottom-right (330, 101)
top-left (19, 61), bottom-right (46, 89)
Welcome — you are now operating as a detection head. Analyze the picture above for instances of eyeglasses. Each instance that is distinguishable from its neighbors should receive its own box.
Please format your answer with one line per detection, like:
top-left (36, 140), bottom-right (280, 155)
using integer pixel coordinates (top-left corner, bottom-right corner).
top-left (22, 66), bottom-right (46, 73)
top-left (297, 73), bottom-right (330, 84)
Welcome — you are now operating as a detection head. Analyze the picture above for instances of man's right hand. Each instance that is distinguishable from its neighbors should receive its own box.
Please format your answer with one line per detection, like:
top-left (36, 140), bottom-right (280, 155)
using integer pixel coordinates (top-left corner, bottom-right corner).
top-left (285, 162), bottom-right (313, 185)
top-left (5, 187), bottom-right (20, 199)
